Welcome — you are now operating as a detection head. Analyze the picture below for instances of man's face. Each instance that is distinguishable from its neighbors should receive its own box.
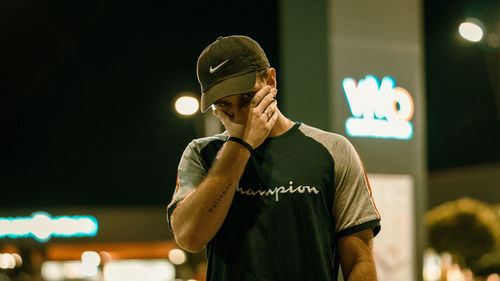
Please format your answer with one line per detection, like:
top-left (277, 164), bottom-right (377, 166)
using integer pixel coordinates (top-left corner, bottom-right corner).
top-left (212, 79), bottom-right (267, 125)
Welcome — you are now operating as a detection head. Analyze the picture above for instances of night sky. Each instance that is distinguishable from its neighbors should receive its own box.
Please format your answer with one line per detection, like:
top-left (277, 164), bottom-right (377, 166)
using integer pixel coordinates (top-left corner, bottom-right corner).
top-left (425, 0), bottom-right (500, 171)
top-left (2, 0), bottom-right (499, 208)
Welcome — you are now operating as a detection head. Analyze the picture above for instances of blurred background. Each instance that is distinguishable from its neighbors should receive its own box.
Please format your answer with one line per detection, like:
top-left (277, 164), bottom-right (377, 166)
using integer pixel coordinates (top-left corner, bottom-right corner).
top-left (1, 0), bottom-right (499, 280)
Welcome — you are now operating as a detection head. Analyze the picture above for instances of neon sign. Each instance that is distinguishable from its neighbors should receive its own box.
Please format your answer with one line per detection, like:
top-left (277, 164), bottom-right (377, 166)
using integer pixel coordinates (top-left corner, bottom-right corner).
top-left (342, 75), bottom-right (414, 140)
top-left (0, 212), bottom-right (98, 242)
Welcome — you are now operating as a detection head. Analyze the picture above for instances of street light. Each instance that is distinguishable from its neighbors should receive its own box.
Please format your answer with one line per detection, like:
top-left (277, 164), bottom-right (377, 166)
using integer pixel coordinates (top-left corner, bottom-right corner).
top-left (173, 93), bottom-right (222, 137)
top-left (457, 17), bottom-right (500, 120)
top-left (458, 18), bottom-right (484, 42)
top-left (175, 95), bottom-right (199, 116)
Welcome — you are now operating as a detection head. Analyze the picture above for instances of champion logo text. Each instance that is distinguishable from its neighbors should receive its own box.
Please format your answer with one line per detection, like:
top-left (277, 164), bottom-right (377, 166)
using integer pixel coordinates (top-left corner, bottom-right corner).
top-left (236, 181), bottom-right (320, 201)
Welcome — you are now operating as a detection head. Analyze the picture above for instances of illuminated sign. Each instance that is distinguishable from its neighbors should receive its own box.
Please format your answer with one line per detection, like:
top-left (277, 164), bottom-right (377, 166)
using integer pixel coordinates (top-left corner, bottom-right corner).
top-left (0, 212), bottom-right (98, 242)
top-left (343, 75), bottom-right (414, 139)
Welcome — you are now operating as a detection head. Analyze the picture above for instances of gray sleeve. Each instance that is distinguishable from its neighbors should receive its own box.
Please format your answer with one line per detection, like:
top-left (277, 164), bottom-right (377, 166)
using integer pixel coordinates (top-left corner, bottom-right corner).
top-left (331, 136), bottom-right (381, 238)
top-left (166, 140), bottom-right (208, 229)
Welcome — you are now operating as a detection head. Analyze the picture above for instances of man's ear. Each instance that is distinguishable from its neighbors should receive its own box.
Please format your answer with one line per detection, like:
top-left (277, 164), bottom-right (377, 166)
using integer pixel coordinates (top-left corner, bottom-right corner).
top-left (267, 68), bottom-right (277, 88)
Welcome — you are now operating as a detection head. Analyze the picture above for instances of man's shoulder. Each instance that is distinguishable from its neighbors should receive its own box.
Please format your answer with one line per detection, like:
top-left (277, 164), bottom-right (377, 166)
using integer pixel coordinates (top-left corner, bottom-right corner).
top-left (296, 123), bottom-right (358, 163)
top-left (187, 131), bottom-right (228, 151)
top-left (179, 131), bottom-right (228, 169)
top-left (298, 123), bottom-right (350, 145)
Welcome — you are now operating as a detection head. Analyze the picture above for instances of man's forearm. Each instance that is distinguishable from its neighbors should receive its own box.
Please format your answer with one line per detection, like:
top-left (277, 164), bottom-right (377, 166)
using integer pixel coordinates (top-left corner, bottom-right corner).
top-left (171, 141), bottom-right (250, 252)
top-left (345, 260), bottom-right (378, 281)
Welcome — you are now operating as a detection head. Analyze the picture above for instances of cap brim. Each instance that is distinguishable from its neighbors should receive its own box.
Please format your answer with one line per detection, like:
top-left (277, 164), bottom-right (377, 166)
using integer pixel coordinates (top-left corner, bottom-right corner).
top-left (200, 71), bottom-right (257, 112)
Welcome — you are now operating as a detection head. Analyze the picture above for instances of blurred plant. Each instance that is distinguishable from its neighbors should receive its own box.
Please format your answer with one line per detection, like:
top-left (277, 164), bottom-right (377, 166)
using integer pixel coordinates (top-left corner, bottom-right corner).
top-left (475, 250), bottom-right (500, 276)
top-left (426, 197), bottom-right (500, 270)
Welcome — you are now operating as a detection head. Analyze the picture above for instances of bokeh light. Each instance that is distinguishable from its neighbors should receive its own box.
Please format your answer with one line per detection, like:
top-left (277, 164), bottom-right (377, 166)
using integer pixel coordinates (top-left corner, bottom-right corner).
top-left (458, 20), bottom-right (484, 42)
top-left (12, 253), bottom-right (22, 267)
top-left (0, 254), bottom-right (16, 269)
top-left (81, 251), bottom-right (100, 277)
top-left (168, 248), bottom-right (187, 265)
top-left (81, 251), bottom-right (101, 267)
top-left (41, 261), bottom-right (64, 281)
top-left (103, 259), bottom-right (175, 281)
top-left (488, 273), bottom-right (500, 281)
top-left (175, 96), bottom-right (199, 116)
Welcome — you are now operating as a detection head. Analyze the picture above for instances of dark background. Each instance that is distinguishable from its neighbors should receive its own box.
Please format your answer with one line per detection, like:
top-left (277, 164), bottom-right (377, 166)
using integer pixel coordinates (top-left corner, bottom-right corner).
top-left (2, 0), bottom-right (499, 208)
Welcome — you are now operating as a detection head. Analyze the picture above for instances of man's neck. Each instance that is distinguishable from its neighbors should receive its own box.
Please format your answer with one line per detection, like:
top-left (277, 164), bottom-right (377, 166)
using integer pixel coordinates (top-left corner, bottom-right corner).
top-left (268, 111), bottom-right (295, 138)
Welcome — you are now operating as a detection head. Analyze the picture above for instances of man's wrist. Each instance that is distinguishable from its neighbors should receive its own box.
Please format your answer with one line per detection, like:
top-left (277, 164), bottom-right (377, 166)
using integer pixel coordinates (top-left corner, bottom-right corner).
top-left (227, 137), bottom-right (253, 154)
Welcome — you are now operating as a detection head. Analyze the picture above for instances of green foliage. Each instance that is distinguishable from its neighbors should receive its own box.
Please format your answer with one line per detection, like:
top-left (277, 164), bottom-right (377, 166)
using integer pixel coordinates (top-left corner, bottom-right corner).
top-left (475, 250), bottom-right (500, 276)
top-left (426, 197), bottom-right (500, 268)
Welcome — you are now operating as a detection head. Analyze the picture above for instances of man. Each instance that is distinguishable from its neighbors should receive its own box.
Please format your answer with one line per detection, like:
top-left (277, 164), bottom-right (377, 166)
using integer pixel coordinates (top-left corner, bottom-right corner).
top-left (167, 35), bottom-right (381, 281)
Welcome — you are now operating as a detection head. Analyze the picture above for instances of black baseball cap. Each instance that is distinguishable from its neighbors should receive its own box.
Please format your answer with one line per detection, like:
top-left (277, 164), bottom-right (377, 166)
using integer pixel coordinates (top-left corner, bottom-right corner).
top-left (196, 35), bottom-right (270, 112)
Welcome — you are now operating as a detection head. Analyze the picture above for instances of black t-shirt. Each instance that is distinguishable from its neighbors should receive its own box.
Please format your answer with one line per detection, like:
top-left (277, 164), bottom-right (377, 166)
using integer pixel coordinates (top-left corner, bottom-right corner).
top-left (167, 122), bottom-right (381, 281)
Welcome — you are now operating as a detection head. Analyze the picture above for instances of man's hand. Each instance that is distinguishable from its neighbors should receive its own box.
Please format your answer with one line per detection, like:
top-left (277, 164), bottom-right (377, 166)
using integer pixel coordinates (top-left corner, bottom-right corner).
top-left (213, 86), bottom-right (279, 149)
top-left (242, 86), bottom-right (278, 148)
top-left (213, 108), bottom-right (246, 140)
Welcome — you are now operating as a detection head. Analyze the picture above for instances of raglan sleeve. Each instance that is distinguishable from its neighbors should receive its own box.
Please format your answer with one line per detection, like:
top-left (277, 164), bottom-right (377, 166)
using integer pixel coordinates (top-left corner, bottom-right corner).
top-left (332, 136), bottom-right (381, 239)
top-left (166, 140), bottom-right (208, 231)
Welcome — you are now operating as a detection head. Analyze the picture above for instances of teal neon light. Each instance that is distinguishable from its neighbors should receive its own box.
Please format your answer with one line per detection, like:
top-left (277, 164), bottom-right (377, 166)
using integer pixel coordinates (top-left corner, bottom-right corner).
top-left (342, 75), bottom-right (414, 140)
top-left (0, 212), bottom-right (98, 242)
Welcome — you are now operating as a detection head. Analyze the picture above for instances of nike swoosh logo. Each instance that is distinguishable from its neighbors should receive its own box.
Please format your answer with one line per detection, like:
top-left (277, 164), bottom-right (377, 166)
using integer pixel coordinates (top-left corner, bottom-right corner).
top-left (209, 59), bottom-right (229, 73)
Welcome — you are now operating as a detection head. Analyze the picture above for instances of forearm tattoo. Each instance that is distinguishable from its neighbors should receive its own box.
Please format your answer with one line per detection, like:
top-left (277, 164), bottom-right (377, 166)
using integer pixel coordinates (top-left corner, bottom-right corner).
top-left (209, 183), bottom-right (230, 213)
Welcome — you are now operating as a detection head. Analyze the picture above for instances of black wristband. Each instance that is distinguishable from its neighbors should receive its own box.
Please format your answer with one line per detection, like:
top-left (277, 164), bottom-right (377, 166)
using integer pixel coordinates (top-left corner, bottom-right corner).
top-left (227, 137), bottom-right (253, 154)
